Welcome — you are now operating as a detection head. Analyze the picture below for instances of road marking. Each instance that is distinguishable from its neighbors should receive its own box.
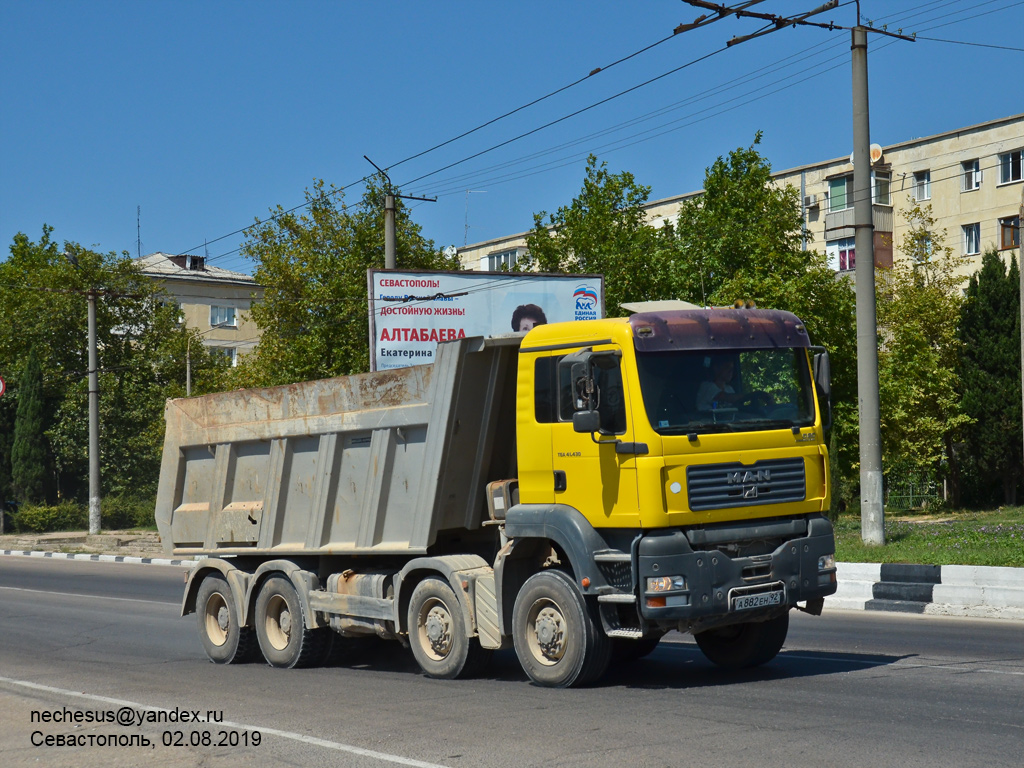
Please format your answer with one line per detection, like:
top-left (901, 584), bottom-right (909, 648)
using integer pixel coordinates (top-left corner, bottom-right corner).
top-left (0, 585), bottom-right (178, 606)
top-left (0, 675), bottom-right (453, 768)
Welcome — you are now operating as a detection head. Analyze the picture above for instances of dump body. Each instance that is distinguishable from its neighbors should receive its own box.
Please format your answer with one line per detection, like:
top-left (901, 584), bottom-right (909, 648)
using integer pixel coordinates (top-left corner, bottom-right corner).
top-left (155, 335), bottom-right (520, 557)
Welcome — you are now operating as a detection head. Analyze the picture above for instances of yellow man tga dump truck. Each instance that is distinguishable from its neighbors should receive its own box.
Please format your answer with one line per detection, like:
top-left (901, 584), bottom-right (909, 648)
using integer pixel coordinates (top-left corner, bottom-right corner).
top-left (157, 308), bottom-right (837, 687)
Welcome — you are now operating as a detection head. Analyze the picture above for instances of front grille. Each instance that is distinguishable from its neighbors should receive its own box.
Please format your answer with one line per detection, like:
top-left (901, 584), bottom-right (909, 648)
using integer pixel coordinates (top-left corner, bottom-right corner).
top-left (686, 458), bottom-right (805, 511)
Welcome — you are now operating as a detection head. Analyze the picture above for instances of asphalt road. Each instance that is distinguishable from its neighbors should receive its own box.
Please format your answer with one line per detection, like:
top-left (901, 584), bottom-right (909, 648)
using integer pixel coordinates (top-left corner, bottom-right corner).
top-left (1, 556), bottom-right (1022, 768)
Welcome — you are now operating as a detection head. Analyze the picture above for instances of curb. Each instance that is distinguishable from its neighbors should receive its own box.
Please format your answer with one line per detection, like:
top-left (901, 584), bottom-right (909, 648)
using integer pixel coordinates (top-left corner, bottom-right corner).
top-left (826, 562), bottom-right (1024, 621)
top-left (1, 550), bottom-right (196, 567)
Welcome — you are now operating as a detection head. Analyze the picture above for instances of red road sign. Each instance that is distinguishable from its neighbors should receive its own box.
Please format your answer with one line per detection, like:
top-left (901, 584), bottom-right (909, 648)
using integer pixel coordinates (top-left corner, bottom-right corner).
top-left (0, 375), bottom-right (5, 397)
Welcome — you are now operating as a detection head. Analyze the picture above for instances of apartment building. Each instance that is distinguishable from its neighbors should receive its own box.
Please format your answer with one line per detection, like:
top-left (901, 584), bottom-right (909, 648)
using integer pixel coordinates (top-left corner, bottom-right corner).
top-left (457, 113), bottom-right (1023, 279)
top-left (134, 252), bottom-right (263, 364)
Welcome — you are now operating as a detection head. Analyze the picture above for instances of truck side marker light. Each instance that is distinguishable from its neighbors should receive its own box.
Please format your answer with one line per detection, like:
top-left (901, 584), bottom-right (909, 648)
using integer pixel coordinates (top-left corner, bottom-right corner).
top-left (670, 482), bottom-right (681, 494)
top-left (580, 577), bottom-right (591, 588)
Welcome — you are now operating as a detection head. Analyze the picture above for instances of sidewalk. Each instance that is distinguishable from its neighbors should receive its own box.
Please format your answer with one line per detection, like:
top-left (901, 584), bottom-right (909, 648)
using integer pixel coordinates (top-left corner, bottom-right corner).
top-left (2, 531), bottom-right (1023, 621)
top-left (0, 530), bottom-right (178, 563)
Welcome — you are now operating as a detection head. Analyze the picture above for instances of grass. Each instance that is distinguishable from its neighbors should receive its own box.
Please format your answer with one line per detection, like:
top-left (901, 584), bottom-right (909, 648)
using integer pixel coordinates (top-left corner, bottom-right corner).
top-left (834, 507), bottom-right (1024, 567)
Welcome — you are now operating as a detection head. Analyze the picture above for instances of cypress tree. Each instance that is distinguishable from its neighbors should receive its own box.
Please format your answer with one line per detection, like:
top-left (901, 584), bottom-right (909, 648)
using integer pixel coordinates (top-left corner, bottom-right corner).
top-left (958, 249), bottom-right (1022, 506)
top-left (11, 349), bottom-right (50, 503)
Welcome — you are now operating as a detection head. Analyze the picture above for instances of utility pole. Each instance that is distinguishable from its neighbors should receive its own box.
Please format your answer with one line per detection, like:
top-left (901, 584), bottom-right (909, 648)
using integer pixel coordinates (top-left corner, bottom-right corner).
top-left (385, 193), bottom-right (397, 269)
top-left (364, 155), bottom-right (437, 270)
top-left (64, 250), bottom-right (102, 535)
top-left (683, 0), bottom-right (913, 545)
top-left (851, 23), bottom-right (883, 544)
top-left (86, 288), bottom-right (100, 535)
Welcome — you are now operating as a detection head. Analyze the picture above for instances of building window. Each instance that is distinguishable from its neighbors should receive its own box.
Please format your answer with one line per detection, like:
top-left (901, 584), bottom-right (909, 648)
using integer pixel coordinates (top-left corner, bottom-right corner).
top-left (872, 171), bottom-right (891, 206)
top-left (210, 306), bottom-right (237, 327)
top-left (826, 238), bottom-right (856, 272)
top-left (999, 150), bottom-right (1023, 184)
top-left (913, 170), bottom-right (931, 201)
top-left (963, 223), bottom-right (981, 255)
top-left (488, 249), bottom-right (519, 271)
top-left (962, 159), bottom-right (981, 191)
top-left (213, 347), bottom-right (238, 367)
top-left (1000, 216), bottom-right (1021, 250)
top-left (828, 176), bottom-right (850, 211)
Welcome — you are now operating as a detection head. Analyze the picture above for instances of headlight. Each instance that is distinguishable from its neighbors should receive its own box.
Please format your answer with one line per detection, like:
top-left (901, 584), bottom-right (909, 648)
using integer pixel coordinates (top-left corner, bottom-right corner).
top-left (818, 554), bottom-right (836, 571)
top-left (646, 575), bottom-right (686, 593)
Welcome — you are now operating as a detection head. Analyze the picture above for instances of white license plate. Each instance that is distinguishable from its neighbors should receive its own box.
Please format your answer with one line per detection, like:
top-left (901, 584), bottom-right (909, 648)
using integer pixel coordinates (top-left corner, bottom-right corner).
top-left (732, 590), bottom-right (783, 611)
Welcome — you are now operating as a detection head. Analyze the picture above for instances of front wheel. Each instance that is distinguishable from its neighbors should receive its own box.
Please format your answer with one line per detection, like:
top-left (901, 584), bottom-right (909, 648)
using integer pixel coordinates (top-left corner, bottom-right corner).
top-left (512, 570), bottom-right (611, 688)
top-left (694, 611), bottom-right (789, 669)
top-left (195, 574), bottom-right (256, 664)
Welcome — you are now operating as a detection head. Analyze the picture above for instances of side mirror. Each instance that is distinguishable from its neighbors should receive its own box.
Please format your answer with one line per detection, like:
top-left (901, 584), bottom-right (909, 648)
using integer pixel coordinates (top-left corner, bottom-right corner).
top-left (572, 410), bottom-right (601, 434)
top-left (811, 348), bottom-right (832, 431)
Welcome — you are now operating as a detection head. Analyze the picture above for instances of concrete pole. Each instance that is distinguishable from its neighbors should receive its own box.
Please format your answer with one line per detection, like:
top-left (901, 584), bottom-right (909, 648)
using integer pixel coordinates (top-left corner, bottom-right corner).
top-left (852, 26), bottom-right (884, 545)
top-left (186, 335), bottom-right (192, 397)
top-left (87, 289), bottom-right (101, 535)
top-left (384, 194), bottom-right (397, 270)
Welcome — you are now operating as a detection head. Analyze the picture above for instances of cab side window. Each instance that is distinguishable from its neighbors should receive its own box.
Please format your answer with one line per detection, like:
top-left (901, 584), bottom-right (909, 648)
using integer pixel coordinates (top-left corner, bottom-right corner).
top-left (535, 353), bottom-right (626, 434)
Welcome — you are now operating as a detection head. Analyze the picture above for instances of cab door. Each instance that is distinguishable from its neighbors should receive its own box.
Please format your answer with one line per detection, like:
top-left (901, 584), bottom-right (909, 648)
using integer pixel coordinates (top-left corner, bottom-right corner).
top-left (550, 347), bottom-right (641, 528)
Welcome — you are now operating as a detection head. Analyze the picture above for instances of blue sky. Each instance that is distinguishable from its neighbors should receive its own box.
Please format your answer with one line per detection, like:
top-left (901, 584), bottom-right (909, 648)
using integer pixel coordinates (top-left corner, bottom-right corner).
top-left (2, 0), bottom-right (1022, 275)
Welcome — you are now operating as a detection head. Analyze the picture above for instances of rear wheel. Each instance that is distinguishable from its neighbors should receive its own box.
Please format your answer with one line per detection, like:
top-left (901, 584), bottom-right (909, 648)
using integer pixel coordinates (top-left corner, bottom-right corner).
top-left (196, 574), bottom-right (256, 664)
top-left (407, 577), bottom-right (490, 679)
top-left (512, 570), bottom-right (610, 688)
top-left (694, 611), bottom-right (789, 669)
top-left (255, 575), bottom-right (330, 669)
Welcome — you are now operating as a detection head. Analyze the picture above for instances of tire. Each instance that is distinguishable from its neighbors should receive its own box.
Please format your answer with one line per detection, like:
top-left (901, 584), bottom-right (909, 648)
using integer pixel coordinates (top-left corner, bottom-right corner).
top-left (407, 577), bottom-right (490, 679)
top-left (196, 573), bottom-right (256, 664)
top-left (254, 575), bottom-right (330, 669)
top-left (512, 570), bottom-right (611, 688)
top-left (694, 611), bottom-right (790, 670)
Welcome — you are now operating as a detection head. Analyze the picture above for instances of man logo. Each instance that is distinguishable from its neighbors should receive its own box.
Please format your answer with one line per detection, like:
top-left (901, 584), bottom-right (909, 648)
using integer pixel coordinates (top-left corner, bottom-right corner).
top-left (727, 469), bottom-right (771, 485)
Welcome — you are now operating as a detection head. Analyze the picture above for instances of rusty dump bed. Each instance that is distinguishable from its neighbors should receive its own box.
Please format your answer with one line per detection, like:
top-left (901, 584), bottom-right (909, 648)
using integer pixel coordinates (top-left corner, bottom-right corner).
top-left (155, 336), bottom-right (520, 557)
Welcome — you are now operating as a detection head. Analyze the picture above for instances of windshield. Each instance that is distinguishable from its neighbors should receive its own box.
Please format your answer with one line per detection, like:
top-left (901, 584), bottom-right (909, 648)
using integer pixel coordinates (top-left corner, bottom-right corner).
top-left (635, 348), bottom-right (815, 435)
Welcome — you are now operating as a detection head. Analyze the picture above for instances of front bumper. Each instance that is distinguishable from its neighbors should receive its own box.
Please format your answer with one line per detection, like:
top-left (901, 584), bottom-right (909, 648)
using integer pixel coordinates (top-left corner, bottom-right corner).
top-left (635, 515), bottom-right (837, 622)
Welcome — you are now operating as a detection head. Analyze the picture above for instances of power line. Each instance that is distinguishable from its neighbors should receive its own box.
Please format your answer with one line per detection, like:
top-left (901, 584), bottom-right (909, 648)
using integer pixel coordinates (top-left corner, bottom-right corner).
top-left (914, 34), bottom-right (1024, 51)
top-left (175, 9), bottom-right (757, 260)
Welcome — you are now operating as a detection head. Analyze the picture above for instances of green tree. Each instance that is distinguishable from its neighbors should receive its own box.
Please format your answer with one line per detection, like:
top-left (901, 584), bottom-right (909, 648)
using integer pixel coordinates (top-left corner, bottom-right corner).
top-left (876, 205), bottom-right (970, 495)
top-left (235, 178), bottom-right (459, 386)
top-left (0, 227), bottom-right (210, 502)
top-left (11, 349), bottom-right (50, 503)
top-left (957, 248), bottom-right (1022, 506)
top-left (521, 155), bottom-right (674, 314)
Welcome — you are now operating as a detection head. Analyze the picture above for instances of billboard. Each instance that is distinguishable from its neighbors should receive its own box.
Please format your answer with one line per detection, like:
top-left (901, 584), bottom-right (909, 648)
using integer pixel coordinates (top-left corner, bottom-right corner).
top-left (367, 269), bottom-right (605, 371)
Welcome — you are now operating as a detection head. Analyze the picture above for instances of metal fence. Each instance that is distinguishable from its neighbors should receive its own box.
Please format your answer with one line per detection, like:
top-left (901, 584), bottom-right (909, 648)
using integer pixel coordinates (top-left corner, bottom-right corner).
top-left (885, 477), bottom-right (942, 511)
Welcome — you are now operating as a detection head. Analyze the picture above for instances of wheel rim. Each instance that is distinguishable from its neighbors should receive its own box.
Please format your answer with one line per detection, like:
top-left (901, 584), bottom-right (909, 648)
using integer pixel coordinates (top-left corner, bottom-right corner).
top-left (416, 596), bottom-right (454, 661)
top-left (525, 599), bottom-right (566, 666)
top-left (263, 594), bottom-right (292, 651)
top-left (203, 591), bottom-right (230, 647)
